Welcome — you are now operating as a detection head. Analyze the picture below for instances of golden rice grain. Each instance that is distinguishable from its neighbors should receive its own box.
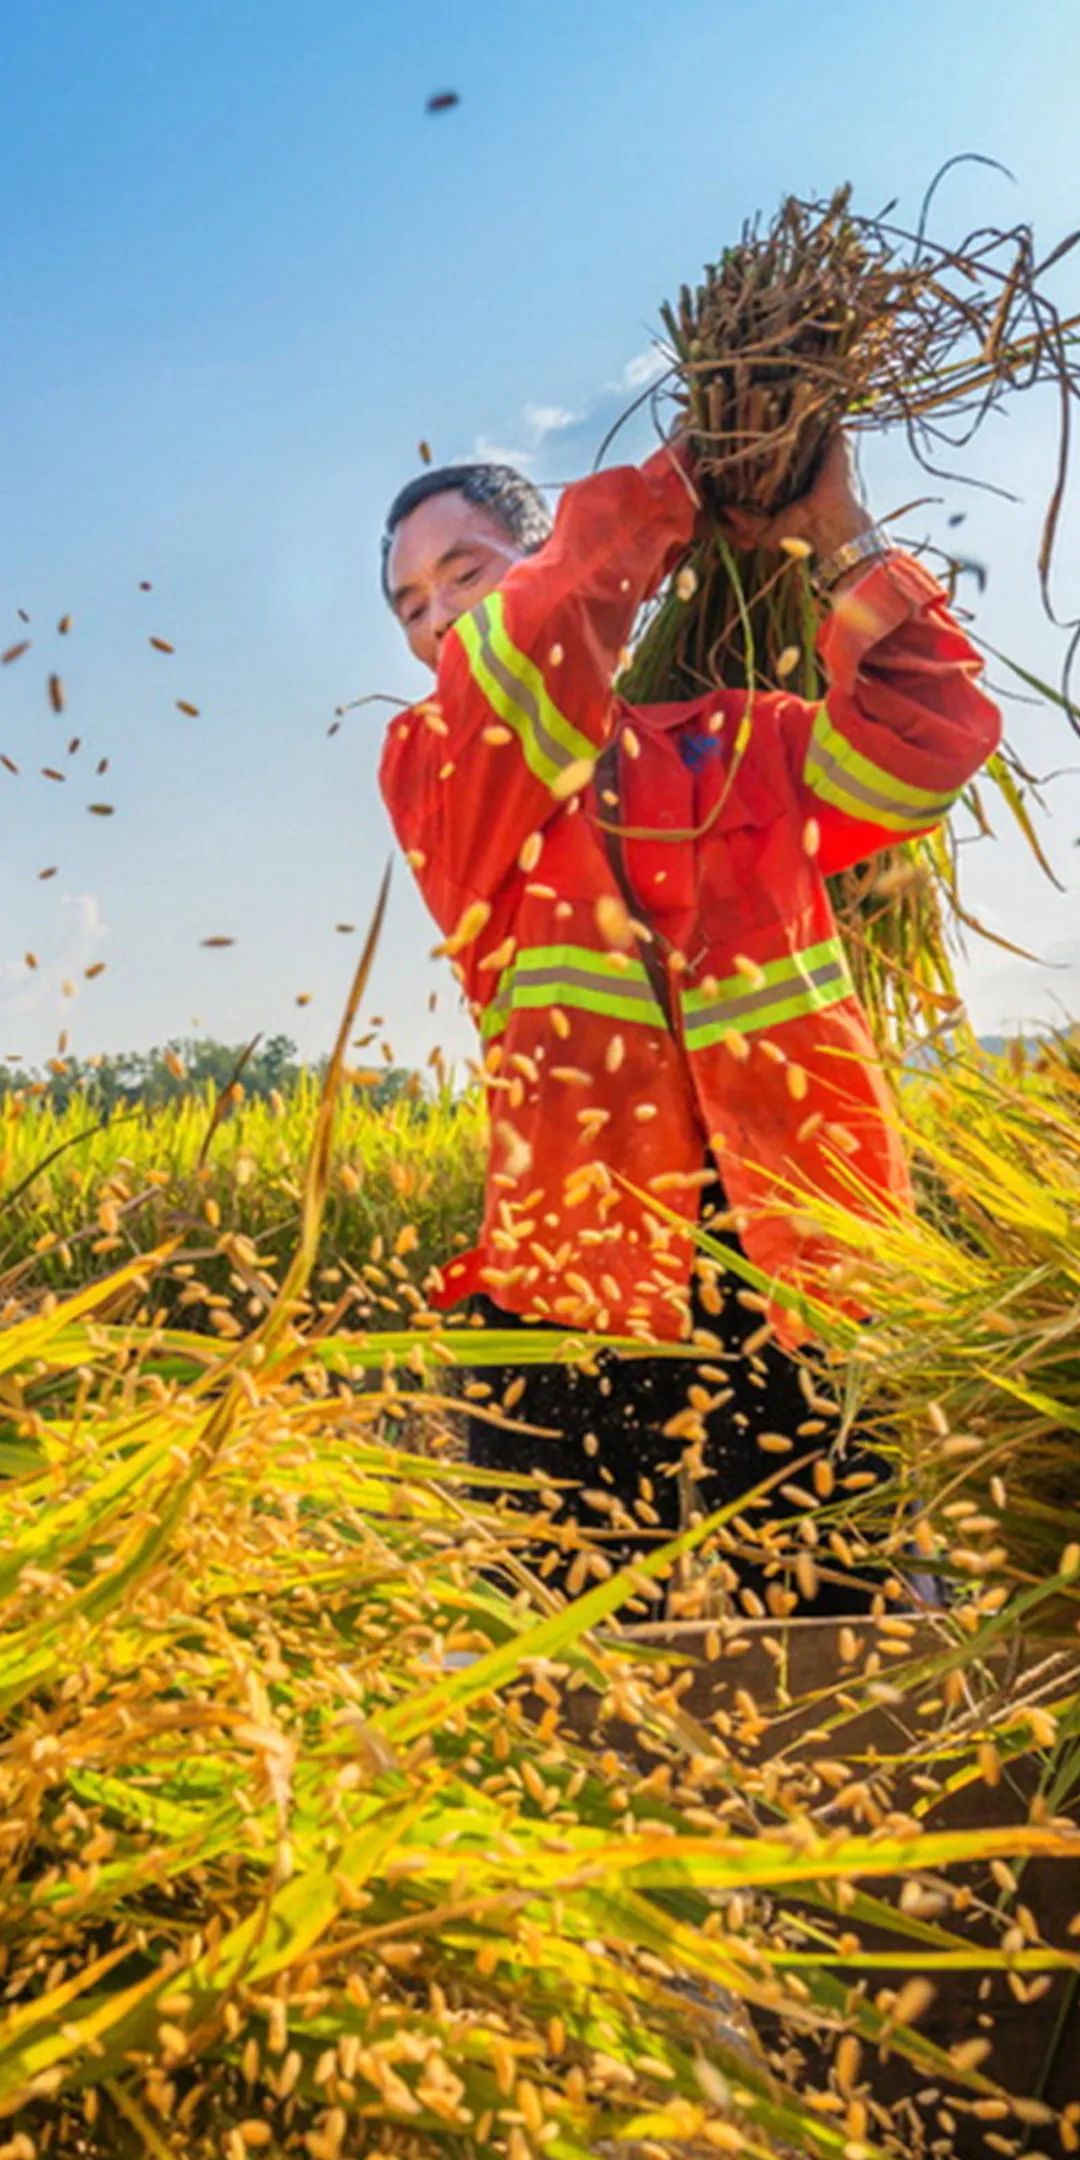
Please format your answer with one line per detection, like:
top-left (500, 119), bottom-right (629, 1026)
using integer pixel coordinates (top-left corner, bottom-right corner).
top-left (891, 1977), bottom-right (935, 2026)
top-left (439, 898), bottom-right (492, 956)
top-left (733, 952), bottom-right (767, 989)
top-left (550, 755), bottom-right (596, 801)
top-left (595, 893), bottom-right (633, 949)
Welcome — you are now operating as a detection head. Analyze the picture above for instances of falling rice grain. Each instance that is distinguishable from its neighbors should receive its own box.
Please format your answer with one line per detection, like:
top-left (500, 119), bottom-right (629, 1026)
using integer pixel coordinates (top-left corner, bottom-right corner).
top-left (891, 1977), bottom-right (936, 2027)
top-left (595, 894), bottom-right (633, 950)
top-left (550, 755), bottom-right (596, 802)
top-left (835, 2034), bottom-right (861, 2092)
top-left (437, 898), bottom-right (491, 956)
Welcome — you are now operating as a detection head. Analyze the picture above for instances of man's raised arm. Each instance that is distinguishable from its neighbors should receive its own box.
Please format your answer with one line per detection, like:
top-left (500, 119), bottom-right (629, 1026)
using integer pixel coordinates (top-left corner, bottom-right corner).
top-left (379, 445), bottom-right (698, 939)
top-left (772, 553), bottom-right (1002, 876)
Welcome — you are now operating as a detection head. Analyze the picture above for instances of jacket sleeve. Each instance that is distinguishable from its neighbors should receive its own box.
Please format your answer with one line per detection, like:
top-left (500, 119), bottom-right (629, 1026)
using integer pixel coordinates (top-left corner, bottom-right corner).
top-left (379, 444), bottom-right (699, 939)
top-left (776, 553), bottom-right (1002, 877)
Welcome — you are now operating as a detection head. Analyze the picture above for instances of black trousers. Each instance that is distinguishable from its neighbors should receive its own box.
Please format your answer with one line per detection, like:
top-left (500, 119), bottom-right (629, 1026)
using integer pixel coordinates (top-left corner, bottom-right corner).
top-left (466, 1268), bottom-right (887, 1615)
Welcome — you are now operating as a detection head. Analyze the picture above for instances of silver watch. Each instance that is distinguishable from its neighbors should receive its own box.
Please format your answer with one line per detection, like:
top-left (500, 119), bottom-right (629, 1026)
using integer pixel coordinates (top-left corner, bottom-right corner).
top-left (811, 525), bottom-right (893, 594)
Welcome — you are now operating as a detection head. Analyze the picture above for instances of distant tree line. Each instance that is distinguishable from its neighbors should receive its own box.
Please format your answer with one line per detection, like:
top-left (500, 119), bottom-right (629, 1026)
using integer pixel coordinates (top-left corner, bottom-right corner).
top-left (0, 1035), bottom-right (419, 1114)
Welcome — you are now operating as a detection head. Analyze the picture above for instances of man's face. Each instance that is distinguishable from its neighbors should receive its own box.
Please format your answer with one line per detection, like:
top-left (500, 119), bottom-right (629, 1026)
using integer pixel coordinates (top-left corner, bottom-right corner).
top-left (386, 490), bottom-right (523, 673)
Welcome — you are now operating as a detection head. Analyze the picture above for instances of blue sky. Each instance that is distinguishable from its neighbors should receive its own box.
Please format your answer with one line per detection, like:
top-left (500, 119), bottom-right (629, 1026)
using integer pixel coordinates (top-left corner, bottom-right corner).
top-left (2, 0), bottom-right (1078, 1073)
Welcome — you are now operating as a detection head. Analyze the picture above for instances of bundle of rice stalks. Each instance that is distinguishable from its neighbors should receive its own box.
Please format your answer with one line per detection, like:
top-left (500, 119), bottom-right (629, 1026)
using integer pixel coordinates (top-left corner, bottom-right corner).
top-left (654, 175), bottom-right (1078, 604)
top-left (619, 174), bottom-right (1080, 1046)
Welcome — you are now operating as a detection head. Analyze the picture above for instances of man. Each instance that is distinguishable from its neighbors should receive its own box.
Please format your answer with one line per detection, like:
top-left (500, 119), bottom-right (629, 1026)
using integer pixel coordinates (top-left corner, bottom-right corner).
top-left (378, 432), bottom-right (1000, 1605)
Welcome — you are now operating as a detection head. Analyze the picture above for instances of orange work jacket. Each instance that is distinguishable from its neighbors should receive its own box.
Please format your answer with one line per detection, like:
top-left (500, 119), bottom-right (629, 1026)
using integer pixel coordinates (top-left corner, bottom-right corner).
top-left (379, 445), bottom-right (1001, 1345)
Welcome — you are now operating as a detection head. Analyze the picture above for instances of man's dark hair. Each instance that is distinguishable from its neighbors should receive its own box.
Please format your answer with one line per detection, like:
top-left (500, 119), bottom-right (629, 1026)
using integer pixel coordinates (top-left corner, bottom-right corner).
top-left (381, 462), bottom-right (553, 602)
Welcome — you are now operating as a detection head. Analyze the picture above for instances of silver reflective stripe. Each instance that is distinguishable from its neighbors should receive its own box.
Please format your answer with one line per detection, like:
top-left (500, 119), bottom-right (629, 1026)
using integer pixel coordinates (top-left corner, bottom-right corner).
top-left (683, 957), bottom-right (851, 1043)
top-left (807, 729), bottom-right (957, 829)
top-left (481, 949), bottom-right (666, 1038)
top-left (509, 963), bottom-right (658, 1006)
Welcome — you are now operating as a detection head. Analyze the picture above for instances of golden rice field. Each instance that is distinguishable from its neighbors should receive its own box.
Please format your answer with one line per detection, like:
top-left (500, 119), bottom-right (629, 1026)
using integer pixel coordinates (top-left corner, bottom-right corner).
top-left (0, 997), bottom-right (1078, 2160)
top-left (0, 1076), bottom-right (486, 1334)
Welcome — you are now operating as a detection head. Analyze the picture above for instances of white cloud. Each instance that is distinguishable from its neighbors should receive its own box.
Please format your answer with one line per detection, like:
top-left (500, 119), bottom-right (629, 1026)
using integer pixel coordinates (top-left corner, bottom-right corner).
top-left (616, 346), bottom-right (669, 392)
top-left (67, 891), bottom-right (107, 949)
top-left (0, 892), bottom-right (108, 1030)
top-left (522, 402), bottom-right (580, 443)
top-left (471, 402), bottom-right (581, 469)
top-left (471, 433), bottom-right (536, 470)
top-left (470, 359), bottom-right (660, 474)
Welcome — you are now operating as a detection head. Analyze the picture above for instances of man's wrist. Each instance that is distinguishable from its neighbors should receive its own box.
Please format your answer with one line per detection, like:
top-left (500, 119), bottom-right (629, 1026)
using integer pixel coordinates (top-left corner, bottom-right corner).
top-left (802, 504), bottom-right (874, 560)
top-left (812, 523), bottom-right (892, 597)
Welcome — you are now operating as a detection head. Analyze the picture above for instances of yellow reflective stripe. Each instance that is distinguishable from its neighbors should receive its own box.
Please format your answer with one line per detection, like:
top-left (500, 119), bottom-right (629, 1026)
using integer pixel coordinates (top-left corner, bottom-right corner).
top-left (481, 943), bottom-right (664, 1040)
top-left (501, 941), bottom-right (652, 978)
top-left (804, 702), bottom-right (960, 833)
top-left (682, 937), bottom-right (853, 1049)
top-left (455, 592), bottom-right (595, 793)
top-left (479, 940), bottom-right (854, 1045)
top-left (682, 937), bottom-right (843, 1014)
